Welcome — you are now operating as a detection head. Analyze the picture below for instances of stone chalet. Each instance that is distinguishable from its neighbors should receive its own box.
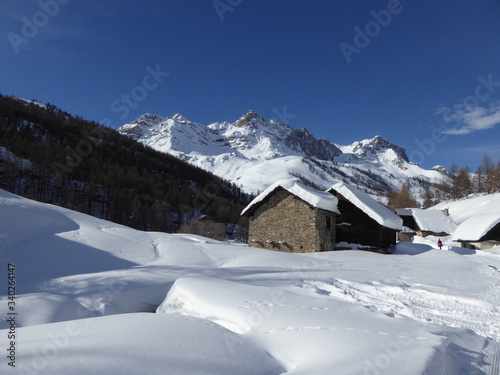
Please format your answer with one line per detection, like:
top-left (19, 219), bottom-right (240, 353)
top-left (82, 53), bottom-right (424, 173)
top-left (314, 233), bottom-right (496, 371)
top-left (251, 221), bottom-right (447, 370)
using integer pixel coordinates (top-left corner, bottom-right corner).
top-left (241, 179), bottom-right (339, 252)
top-left (241, 179), bottom-right (404, 253)
top-left (452, 213), bottom-right (500, 250)
top-left (327, 182), bottom-right (403, 250)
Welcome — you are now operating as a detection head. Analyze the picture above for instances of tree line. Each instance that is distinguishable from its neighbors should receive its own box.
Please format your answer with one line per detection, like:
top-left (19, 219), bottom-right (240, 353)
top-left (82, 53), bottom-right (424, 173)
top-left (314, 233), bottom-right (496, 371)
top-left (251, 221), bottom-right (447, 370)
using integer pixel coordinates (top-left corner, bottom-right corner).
top-left (448, 154), bottom-right (500, 199)
top-left (388, 154), bottom-right (500, 210)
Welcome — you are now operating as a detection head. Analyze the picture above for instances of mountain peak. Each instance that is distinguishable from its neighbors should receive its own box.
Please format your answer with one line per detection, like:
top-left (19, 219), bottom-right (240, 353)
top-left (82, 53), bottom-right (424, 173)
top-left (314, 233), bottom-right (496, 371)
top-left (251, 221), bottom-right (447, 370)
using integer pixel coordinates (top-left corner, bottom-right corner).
top-left (245, 109), bottom-right (259, 118)
top-left (171, 113), bottom-right (189, 122)
top-left (432, 165), bottom-right (452, 177)
top-left (351, 135), bottom-right (409, 162)
top-left (233, 110), bottom-right (263, 127)
top-left (372, 134), bottom-right (385, 141)
top-left (132, 113), bottom-right (166, 126)
top-left (370, 135), bottom-right (391, 148)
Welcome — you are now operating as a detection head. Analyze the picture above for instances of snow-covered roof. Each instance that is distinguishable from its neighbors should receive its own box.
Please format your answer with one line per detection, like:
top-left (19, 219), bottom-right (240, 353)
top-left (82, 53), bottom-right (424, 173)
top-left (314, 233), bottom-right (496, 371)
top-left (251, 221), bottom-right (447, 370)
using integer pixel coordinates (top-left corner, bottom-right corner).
top-left (396, 208), bottom-right (457, 234)
top-left (328, 182), bottom-right (403, 230)
top-left (395, 208), bottom-right (413, 216)
top-left (452, 213), bottom-right (500, 241)
top-left (431, 193), bottom-right (500, 225)
top-left (241, 178), bottom-right (339, 216)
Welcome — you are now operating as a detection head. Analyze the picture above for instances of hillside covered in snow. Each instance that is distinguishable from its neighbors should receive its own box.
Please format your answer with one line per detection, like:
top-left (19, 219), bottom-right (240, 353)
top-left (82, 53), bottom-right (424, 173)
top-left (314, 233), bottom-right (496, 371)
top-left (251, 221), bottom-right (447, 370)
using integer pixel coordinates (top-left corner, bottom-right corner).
top-left (1, 189), bottom-right (499, 374)
top-left (118, 111), bottom-right (451, 198)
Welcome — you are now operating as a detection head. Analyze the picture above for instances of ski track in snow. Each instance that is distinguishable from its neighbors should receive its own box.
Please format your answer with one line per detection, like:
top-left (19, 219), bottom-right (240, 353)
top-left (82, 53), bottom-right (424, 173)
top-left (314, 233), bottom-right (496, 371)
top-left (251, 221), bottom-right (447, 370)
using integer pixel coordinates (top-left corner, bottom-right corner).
top-left (296, 263), bottom-right (500, 343)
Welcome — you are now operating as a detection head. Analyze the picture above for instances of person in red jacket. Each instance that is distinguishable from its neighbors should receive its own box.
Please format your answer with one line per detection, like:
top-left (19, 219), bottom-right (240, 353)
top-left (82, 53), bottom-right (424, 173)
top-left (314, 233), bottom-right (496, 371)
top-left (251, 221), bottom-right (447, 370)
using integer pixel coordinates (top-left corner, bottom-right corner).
top-left (437, 239), bottom-right (443, 249)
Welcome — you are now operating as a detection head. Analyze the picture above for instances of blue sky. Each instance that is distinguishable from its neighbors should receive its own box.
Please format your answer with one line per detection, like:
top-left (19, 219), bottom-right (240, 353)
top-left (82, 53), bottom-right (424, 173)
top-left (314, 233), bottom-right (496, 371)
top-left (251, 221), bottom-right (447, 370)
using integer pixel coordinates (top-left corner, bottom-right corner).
top-left (1, 0), bottom-right (500, 170)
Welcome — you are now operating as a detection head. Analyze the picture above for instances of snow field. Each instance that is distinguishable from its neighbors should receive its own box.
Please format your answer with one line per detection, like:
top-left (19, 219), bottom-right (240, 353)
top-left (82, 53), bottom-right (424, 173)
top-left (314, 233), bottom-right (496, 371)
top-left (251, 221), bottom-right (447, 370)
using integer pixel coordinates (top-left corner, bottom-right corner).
top-left (157, 275), bottom-right (445, 374)
top-left (1, 189), bottom-right (499, 374)
top-left (10, 313), bottom-right (285, 375)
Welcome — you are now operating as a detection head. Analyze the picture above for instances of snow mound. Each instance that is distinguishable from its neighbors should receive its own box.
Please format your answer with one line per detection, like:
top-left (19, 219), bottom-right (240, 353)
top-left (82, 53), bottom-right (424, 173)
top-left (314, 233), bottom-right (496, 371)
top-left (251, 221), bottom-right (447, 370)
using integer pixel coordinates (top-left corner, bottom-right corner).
top-left (157, 274), bottom-right (497, 374)
top-left (13, 313), bottom-right (285, 375)
top-left (157, 275), bottom-right (285, 334)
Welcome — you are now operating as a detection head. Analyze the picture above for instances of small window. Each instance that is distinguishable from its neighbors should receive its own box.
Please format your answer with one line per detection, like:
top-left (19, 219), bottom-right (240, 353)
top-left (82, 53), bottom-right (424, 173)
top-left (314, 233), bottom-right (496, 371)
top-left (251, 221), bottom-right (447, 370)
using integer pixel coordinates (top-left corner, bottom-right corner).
top-left (326, 216), bottom-right (331, 230)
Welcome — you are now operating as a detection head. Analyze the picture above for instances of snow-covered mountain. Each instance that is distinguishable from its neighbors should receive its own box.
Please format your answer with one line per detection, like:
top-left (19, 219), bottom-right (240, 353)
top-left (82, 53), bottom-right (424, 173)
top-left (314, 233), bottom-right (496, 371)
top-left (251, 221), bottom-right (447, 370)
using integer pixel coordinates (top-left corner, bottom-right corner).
top-left (118, 111), bottom-right (450, 197)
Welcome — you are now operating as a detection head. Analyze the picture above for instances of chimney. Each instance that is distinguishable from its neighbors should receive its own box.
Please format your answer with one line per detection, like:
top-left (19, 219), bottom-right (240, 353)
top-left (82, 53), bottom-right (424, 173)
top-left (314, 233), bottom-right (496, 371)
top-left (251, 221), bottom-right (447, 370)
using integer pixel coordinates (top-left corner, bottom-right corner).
top-left (442, 208), bottom-right (449, 216)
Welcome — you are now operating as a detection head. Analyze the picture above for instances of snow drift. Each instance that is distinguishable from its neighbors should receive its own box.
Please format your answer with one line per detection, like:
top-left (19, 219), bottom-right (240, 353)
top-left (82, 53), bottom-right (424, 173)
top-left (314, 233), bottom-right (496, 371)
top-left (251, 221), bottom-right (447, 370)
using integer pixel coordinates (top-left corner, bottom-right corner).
top-left (1, 189), bottom-right (499, 374)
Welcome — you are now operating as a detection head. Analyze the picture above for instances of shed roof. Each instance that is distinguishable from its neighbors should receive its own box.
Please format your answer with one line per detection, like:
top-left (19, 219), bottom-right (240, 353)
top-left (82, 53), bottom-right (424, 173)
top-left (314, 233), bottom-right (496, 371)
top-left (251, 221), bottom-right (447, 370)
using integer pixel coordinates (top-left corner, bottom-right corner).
top-left (452, 213), bottom-right (500, 241)
top-left (241, 179), bottom-right (339, 216)
top-left (396, 208), bottom-right (457, 234)
top-left (328, 182), bottom-right (403, 230)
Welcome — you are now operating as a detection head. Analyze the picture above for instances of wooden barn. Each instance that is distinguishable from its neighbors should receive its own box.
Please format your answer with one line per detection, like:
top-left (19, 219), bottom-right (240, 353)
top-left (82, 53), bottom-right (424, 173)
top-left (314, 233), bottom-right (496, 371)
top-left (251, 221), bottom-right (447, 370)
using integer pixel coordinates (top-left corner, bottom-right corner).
top-left (241, 179), bottom-right (339, 253)
top-left (395, 208), bottom-right (457, 241)
top-left (327, 182), bottom-right (403, 251)
top-left (452, 213), bottom-right (500, 250)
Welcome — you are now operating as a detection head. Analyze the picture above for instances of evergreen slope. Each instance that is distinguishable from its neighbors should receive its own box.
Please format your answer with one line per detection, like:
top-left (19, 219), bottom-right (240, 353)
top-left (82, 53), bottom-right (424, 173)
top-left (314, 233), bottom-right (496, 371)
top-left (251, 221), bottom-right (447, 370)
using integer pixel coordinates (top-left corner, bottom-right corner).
top-left (0, 94), bottom-right (248, 234)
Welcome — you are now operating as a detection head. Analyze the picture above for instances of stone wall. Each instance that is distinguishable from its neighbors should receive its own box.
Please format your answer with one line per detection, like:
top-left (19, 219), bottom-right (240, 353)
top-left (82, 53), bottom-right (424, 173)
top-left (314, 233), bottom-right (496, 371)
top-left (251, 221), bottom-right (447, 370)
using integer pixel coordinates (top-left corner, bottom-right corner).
top-left (315, 209), bottom-right (336, 251)
top-left (248, 189), bottom-right (336, 253)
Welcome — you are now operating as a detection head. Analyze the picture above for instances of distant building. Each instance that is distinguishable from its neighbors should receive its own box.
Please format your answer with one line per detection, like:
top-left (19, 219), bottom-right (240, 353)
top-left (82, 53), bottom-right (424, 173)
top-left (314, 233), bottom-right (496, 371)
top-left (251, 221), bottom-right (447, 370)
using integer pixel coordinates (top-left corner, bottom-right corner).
top-left (241, 179), bottom-right (339, 252)
top-left (327, 182), bottom-right (403, 251)
top-left (395, 208), bottom-right (457, 241)
top-left (452, 213), bottom-right (500, 250)
top-left (180, 214), bottom-right (227, 241)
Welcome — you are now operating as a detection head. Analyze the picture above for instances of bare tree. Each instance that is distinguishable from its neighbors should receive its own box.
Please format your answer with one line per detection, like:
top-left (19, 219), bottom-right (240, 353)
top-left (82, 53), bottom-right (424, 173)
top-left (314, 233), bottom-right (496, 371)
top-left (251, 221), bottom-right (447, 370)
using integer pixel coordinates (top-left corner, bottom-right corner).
top-left (421, 184), bottom-right (436, 208)
top-left (479, 154), bottom-right (495, 193)
top-left (494, 159), bottom-right (500, 193)
top-left (388, 182), bottom-right (418, 210)
top-left (449, 162), bottom-right (459, 175)
top-left (452, 167), bottom-right (472, 199)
